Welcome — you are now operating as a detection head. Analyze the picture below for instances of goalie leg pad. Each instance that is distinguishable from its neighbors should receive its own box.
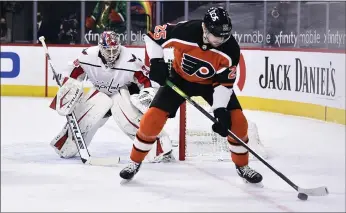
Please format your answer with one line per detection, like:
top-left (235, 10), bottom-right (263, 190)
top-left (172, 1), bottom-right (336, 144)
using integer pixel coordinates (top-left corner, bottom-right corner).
top-left (73, 88), bottom-right (113, 133)
top-left (146, 131), bottom-right (175, 163)
top-left (157, 130), bottom-right (173, 153)
top-left (50, 88), bottom-right (113, 158)
top-left (111, 87), bottom-right (143, 138)
top-left (111, 88), bottom-right (174, 162)
top-left (50, 118), bottom-right (108, 158)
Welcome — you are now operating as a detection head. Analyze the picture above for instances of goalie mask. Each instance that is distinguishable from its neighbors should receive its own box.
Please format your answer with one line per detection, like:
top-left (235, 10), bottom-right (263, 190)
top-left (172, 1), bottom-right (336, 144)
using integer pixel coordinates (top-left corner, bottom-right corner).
top-left (203, 7), bottom-right (232, 47)
top-left (98, 31), bottom-right (121, 68)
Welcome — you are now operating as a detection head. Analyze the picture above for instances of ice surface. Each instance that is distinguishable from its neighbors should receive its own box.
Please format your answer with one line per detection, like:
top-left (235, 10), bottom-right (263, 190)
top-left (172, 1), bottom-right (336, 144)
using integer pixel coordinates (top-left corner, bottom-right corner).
top-left (1, 97), bottom-right (345, 212)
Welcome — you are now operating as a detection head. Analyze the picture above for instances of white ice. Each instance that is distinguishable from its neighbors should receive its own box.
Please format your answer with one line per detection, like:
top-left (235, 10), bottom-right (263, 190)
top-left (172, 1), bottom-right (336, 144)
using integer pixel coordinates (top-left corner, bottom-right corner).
top-left (1, 96), bottom-right (345, 212)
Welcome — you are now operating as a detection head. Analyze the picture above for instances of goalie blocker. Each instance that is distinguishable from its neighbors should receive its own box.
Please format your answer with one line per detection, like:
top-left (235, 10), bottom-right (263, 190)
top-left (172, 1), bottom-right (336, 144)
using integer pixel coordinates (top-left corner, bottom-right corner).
top-left (50, 77), bottom-right (173, 163)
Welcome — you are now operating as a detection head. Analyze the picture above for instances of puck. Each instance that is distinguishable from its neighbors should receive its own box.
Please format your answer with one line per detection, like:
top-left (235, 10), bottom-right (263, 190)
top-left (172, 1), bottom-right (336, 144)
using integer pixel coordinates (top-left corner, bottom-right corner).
top-left (298, 193), bottom-right (308, 201)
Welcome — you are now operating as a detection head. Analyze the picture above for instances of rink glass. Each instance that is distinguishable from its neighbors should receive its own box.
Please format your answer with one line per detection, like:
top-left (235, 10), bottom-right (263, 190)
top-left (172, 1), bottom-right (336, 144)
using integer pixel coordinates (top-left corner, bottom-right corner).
top-left (0, 1), bottom-right (344, 49)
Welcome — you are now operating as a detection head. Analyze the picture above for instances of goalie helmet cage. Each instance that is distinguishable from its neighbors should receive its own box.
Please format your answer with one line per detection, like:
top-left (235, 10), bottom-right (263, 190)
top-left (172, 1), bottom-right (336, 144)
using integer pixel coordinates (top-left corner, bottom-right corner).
top-left (177, 98), bottom-right (267, 161)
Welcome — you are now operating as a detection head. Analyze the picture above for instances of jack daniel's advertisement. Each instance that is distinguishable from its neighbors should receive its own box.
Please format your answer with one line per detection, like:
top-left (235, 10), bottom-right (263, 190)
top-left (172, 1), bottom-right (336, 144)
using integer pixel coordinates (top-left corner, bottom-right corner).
top-left (259, 56), bottom-right (336, 98)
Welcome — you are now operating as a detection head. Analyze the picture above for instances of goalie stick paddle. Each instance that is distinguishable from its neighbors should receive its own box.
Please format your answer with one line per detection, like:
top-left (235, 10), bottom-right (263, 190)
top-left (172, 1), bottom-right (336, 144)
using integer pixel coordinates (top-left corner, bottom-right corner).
top-left (39, 36), bottom-right (120, 167)
top-left (166, 79), bottom-right (329, 197)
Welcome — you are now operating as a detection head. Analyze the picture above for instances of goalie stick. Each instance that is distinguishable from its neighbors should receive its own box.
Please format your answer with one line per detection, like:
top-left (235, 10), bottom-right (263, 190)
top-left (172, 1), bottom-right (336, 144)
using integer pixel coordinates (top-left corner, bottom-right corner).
top-left (166, 79), bottom-right (328, 198)
top-left (39, 36), bottom-right (120, 167)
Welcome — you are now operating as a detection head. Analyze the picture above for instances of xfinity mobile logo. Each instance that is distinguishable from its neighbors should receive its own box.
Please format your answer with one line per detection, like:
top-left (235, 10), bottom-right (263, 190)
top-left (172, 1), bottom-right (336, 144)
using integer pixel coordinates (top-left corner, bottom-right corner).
top-left (84, 30), bottom-right (146, 44)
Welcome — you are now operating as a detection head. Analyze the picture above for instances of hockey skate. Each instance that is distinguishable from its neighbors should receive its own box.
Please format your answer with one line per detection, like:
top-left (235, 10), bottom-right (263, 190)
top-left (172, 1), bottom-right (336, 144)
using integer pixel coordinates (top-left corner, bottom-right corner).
top-left (119, 161), bottom-right (142, 183)
top-left (236, 165), bottom-right (263, 187)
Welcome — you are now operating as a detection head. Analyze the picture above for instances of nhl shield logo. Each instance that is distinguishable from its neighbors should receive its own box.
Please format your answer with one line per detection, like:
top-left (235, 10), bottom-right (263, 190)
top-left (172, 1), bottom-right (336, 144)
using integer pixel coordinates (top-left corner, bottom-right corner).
top-left (223, 24), bottom-right (229, 31)
top-left (202, 45), bottom-right (207, 50)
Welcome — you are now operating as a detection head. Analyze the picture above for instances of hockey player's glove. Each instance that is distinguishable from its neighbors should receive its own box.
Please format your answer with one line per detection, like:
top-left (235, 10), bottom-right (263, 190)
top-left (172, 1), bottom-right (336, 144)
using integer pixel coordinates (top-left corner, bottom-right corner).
top-left (212, 107), bottom-right (231, 137)
top-left (149, 58), bottom-right (169, 86)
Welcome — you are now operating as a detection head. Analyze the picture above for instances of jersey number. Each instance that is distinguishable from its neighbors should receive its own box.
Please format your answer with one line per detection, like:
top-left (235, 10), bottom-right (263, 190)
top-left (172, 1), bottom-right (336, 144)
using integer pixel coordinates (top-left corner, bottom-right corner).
top-left (228, 66), bottom-right (237, 79)
top-left (153, 24), bottom-right (167, 40)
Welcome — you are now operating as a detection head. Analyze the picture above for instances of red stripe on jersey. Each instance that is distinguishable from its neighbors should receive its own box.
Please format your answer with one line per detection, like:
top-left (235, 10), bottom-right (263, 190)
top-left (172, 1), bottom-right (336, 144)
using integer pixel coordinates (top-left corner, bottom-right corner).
top-left (134, 71), bottom-right (151, 88)
top-left (70, 67), bottom-right (84, 79)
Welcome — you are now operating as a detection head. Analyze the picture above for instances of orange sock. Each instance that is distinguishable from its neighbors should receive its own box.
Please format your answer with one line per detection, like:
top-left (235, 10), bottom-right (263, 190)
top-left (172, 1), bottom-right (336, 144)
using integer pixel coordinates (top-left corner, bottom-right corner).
top-left (227, 109), bottom-right (249, 167)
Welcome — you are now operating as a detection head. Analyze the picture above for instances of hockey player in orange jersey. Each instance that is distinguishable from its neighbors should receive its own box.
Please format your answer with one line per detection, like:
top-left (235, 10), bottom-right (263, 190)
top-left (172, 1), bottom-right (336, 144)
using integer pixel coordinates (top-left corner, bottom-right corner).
top-left (119, 7), bottom-right (263, 184)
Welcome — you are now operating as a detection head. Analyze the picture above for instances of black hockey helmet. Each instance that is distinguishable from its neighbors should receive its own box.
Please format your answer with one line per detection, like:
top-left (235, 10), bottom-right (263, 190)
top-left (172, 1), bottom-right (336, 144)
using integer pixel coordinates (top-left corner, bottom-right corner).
top-left (203, 7), bottom-right (232, 38)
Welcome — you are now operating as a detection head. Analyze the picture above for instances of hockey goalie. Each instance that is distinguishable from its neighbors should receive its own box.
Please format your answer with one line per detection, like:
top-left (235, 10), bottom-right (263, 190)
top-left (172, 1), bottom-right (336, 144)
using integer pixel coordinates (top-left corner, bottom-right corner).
top-left (49, 31), bottom-right (174, 163)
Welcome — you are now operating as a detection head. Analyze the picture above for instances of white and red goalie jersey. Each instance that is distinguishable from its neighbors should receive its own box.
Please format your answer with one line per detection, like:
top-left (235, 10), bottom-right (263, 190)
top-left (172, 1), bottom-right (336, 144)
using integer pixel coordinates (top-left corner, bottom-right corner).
top-left (52, 45), bottom-right (157, 101)
top-left (48, 41), bottom-right (172, 163)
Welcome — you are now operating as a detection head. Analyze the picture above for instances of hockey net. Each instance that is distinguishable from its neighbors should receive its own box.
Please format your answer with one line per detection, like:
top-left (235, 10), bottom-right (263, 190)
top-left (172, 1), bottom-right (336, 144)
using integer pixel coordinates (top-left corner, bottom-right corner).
top-left (173, 97), bottom-right (268, 161)
top-left (162, 56), bottom-right (267, 162)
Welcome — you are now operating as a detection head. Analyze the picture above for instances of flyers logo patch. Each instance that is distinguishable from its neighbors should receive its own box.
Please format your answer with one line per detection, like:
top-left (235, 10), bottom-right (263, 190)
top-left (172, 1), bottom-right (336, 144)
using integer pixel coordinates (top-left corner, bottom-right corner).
top-left (181, 54), bottom-right (215, 79)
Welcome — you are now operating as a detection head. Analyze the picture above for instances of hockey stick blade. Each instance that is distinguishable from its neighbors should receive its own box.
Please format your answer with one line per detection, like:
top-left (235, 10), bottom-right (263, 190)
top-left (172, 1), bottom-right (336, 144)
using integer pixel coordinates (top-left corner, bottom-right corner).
top-left (298, 186), bottom-right (329, 196)
top-left (85, 156), bottom-right (121, 167)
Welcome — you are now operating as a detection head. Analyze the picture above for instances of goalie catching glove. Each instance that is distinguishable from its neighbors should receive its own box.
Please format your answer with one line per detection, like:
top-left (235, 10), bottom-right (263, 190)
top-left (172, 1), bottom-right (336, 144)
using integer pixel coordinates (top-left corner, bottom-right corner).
top-left (55, 77), bottom-right (84, 116)
top-left (130, 87), bottom-right (157, 114)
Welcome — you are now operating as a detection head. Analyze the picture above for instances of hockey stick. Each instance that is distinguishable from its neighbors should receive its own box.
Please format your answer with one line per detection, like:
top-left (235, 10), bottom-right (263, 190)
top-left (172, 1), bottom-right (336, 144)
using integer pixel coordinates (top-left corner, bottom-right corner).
top-left (39, 36), bottom-right (120, 166)
top-left (166, 79), bottom-right (328, 197)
